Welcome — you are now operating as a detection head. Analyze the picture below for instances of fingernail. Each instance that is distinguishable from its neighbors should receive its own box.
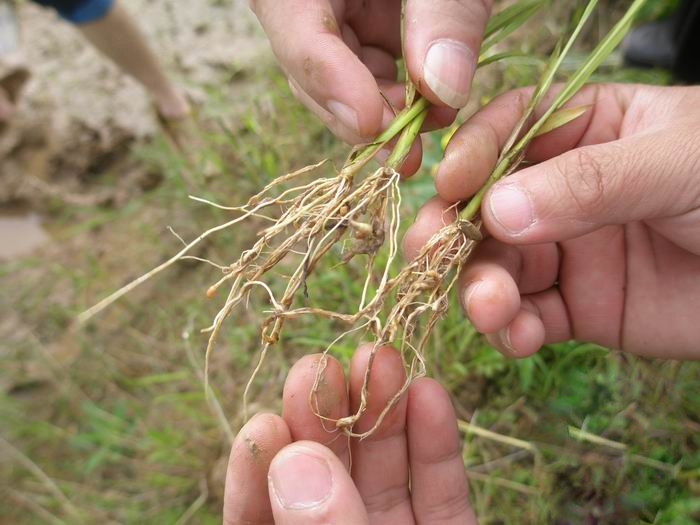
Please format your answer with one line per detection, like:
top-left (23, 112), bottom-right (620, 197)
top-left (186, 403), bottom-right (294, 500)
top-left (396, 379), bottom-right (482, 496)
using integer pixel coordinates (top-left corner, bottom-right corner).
top-left (327, 100), bottom-right (360, 135)
top-left (462, 281), bottom-right (483, 320)
top-left (498, 326), bottom-right (516, 355)
top-left (488, 185), bottom-right (534, 235)
top-left (424, 39), bottom-right (474, 109)
top-left (269, 449), bottom-right (332, 509)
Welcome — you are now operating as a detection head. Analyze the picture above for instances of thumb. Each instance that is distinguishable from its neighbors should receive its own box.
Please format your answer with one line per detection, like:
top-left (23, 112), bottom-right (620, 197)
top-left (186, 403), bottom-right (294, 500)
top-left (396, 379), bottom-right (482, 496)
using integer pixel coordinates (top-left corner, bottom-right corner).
top-left (267, 441), bottom-right (369, 525)
top-left (482, 128), bottom-right (700, 244)
top-left (404, 0), bottom-right (491, 109)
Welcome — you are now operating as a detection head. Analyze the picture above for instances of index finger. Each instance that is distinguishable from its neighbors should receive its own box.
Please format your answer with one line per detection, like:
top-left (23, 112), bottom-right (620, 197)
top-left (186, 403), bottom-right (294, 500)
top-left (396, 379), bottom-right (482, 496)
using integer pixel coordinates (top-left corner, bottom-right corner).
top-left (251, 0), bottom-right (384, 139)
top-left (434, 83), bottom-right (637, 203)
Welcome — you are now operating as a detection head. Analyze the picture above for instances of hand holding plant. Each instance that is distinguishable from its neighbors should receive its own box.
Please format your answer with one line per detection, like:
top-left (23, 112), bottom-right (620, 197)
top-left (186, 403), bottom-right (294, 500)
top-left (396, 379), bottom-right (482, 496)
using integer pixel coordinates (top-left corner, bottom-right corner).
top-left (249, 0), bottom-right (493, 144)
top-left (408, 83), bottom-right (700, 359)
top-left (81, 0), bottom-right (650, 440)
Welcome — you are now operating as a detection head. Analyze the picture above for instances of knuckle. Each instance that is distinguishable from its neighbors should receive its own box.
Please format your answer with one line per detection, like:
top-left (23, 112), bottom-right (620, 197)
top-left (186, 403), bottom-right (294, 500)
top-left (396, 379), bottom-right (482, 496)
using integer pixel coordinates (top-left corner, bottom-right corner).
top-left (555, 147), bottom-right (614, 216)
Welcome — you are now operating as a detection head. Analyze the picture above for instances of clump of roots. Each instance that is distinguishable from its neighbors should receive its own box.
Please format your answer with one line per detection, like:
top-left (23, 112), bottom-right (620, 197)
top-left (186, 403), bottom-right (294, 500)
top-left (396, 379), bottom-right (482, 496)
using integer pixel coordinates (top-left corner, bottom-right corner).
top-left (203, 161), bottom-right (406, 401)
top-left (199, 103), bottom-right (432, 396)
top-left (308, 216), bottom-right (483, 439)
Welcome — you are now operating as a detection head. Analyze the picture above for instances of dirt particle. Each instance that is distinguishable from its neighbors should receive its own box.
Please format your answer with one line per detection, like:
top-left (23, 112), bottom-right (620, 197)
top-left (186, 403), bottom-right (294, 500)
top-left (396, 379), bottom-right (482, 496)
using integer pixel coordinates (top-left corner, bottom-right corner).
top-left (303, 57), bottom-right (313, 78)
top-left (321, 12), bottom-right (339, 35)
top-left (245, 436), bottom-right (262, 461)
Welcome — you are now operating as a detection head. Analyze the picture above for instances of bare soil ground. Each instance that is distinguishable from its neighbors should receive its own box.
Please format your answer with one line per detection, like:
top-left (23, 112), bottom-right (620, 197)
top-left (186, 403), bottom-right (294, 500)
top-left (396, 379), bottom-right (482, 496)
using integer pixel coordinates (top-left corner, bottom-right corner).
top-left (1, 0), bottom-right (269, 205)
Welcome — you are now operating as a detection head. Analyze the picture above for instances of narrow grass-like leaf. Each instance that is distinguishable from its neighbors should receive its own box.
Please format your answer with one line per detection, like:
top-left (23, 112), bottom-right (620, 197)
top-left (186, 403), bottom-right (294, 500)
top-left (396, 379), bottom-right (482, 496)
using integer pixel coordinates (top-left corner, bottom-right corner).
top-left (545, 0), bottom-right (647, 112)
top-left (400, 0), bottom-right (416, 107)
top-left (484, 0), bottom-right (547, 41)
top-left (461, 0), bottom-right (646, 221)
top-left (534, 105), bottom-right (590, 137)
top-left (508, 0), bottom-right (646, 154)
top-left (493, 0), bottom-right (597, 164)
top-left (478, 50), bottom-right (541, 68)
top-left (482, 3), bottom-right (545, 53)
top-left (528, 0), bottom-right (599, 118)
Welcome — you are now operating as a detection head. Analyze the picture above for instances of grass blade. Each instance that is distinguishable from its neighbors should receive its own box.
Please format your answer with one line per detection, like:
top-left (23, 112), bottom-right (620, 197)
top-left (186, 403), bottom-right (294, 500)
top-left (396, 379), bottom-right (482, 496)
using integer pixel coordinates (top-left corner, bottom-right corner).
top-left (484, 0), bottom-right (547, 40)
top-left (517, 0), bottom-right (647, 147)
top-left (534, 105), bottom-right (590, 137)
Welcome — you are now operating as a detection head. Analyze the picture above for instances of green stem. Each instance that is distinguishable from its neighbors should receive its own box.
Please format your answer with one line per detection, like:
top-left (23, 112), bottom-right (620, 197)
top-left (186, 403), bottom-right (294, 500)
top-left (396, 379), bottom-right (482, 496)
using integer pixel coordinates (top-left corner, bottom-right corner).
top-left (347, 97), bottom-right (430, 169)
top-left (460, 152), bottom-right (517, 221)
top-left (386, 108), bottom-right (428, 170)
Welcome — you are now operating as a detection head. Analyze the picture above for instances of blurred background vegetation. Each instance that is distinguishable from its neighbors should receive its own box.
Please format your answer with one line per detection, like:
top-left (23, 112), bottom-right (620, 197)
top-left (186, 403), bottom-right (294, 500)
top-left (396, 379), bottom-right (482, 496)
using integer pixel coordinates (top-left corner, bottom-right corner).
top-left (1, 0), bottom-right (699, 524)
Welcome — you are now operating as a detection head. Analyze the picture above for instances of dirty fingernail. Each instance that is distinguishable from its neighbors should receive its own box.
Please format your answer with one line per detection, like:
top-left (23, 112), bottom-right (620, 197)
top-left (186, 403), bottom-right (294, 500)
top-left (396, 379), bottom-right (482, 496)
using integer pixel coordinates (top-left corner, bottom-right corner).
top-left (424, 39), bottom-right (474, 109)
top-left (488, 185), bottom-right (534, 235)
top-left (327, 100), bottom-right (360, 135)
top-left (269, 449), bottom-right (332, 509)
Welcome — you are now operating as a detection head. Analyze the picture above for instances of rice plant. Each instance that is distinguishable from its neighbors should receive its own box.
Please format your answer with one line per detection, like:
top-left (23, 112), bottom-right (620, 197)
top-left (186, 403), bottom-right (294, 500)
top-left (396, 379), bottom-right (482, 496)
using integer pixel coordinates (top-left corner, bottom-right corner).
top-left (80, 0), bottom-right (648, 439)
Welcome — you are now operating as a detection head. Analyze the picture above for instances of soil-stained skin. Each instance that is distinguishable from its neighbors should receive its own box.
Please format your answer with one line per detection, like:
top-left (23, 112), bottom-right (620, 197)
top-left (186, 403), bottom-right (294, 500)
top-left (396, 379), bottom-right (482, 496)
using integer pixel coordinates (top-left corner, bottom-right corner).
top-left (321, 10), bottom-right (340, 35)
top-left (245, 436), bottom-right (262, 462)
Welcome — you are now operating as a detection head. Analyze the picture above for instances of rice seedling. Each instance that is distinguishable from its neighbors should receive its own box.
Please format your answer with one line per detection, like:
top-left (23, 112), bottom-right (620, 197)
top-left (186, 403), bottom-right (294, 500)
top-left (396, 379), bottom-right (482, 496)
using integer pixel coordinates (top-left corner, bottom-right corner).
top-left (79, 0), bottom-right (647, 440)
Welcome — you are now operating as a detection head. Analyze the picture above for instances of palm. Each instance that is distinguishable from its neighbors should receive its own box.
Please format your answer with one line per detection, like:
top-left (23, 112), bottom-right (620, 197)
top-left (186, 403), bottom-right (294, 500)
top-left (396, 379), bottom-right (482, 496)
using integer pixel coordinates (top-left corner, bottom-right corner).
top-left (224, 345), bottom-right (476, 525)
top-left (534, 220), bottom-right (700, 358)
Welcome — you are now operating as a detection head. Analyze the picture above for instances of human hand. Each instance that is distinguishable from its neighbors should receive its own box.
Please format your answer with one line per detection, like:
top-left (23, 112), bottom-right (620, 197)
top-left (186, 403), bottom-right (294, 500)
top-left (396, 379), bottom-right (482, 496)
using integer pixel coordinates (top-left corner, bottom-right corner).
top-left (404, 84), bottom-right (700, 359)
top-left (249, 0), bottom-right (491, 150)
top-left (224, 344), bottom-right (476, 524)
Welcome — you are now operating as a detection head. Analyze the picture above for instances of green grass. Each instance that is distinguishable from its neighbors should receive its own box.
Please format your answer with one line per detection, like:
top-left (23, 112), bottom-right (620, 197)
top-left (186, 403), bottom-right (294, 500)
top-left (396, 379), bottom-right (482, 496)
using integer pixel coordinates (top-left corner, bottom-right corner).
top-left (2, 2), bottom-right (699, 523)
